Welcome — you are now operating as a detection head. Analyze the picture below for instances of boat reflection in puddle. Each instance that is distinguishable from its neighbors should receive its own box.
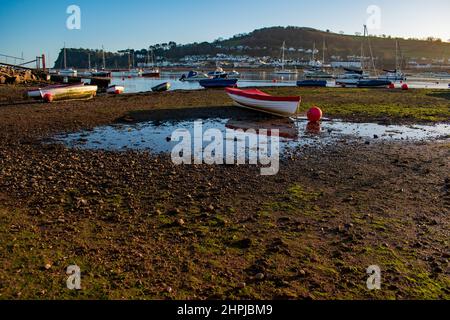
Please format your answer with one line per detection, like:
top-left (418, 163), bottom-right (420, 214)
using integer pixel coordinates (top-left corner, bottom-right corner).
top-left (53, 118), bottom-right (450, 155)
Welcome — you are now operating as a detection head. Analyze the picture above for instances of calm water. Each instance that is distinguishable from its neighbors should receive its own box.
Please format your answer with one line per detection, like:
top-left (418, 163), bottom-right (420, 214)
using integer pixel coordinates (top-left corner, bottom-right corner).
top-left (54, 118), bottom-right (450, 154)
top-left (106, 71), bottom-right (450, 93)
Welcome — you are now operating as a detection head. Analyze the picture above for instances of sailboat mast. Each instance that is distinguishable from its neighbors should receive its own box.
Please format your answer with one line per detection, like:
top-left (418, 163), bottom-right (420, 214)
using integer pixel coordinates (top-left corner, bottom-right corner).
top-left (364, 25), bottom-right (377, 76)
top-left (312, 42), bottom-right (316, 61)
top-left (102, 45), bottom-right (106, 70)
top-left (281, 41), bottom-right (285, 70)
top-left (322, 39), bottom-right (325, 64)
top-left (395, 40), bottom-right (399, 71)
top-left (88, 52), bottom-right (91, 70)
top-left (63, 43), bottom-right (67, 69)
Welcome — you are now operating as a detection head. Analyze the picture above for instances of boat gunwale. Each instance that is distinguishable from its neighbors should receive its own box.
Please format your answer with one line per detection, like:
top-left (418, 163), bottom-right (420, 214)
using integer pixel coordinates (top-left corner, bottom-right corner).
top-left (226, 88), bottom-right (301, 102)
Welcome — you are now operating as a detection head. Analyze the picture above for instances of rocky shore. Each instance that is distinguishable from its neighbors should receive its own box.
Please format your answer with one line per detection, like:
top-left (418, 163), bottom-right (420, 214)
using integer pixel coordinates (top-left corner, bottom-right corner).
top-left (0, 85), bottom-right (448, 299)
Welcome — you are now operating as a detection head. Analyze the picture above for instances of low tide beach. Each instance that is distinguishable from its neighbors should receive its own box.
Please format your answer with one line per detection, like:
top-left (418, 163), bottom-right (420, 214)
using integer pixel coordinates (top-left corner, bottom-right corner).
top-left (0, 84), bottom-right (449, 299)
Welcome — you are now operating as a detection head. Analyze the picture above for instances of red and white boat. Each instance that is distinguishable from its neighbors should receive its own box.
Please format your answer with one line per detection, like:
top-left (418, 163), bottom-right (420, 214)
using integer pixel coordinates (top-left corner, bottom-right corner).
top-left (107, 85), bottom-right (125, 94)
top-left (225, 88), bottom-right (301, 117)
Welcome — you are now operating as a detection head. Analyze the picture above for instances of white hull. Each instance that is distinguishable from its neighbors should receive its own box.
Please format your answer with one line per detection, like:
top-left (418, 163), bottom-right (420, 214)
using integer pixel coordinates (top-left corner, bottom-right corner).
top-left (227, 93), bottom-right (300, 117)
top-left (59, 69), bottom-right (78, 77)
top-left (336, 78), bottom-right (360, 86)
top-left (107, 85), bottom-right (125, 94)
top-left (181, 75), bottom-right (209, 81)
top-left (274, 70), bottom-right (298, 75)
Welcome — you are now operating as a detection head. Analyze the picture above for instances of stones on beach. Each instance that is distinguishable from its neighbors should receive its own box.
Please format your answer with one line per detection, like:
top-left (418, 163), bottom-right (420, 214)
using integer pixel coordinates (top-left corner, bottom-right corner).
top-left (254, 273), bottom-right (265, 281)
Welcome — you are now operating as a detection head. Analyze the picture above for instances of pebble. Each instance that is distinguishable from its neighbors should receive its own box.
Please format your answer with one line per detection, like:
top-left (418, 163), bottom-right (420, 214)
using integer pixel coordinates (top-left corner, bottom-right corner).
top-left (255, 273), bottom-right (265, 280)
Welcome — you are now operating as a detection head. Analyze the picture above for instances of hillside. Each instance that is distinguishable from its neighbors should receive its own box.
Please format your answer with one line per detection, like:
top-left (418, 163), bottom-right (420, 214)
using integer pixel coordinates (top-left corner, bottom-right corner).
top-left (54, 26), bottom-right (450, 69)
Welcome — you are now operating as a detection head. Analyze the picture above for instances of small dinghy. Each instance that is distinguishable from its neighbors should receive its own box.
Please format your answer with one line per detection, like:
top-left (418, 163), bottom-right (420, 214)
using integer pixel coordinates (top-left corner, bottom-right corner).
top-left (39, 84), bottom-right (98, 102)
top-left (152, 82), bottom-right (171, 92)
top-left (107, 85), bottom-right (125, 94)
top-left (297, 80), bottom-right (327, 87)
top-left (27, 83), bottom-right (84, 99)
top-left (226, 87), bottom-right (301, 117)
top-left (199, 78), bottom-right (238, 89)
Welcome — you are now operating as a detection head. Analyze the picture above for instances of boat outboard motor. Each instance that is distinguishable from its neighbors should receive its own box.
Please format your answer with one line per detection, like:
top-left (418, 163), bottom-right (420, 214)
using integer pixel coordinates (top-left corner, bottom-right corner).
top-left (180, 74), bottom-right (186, 81)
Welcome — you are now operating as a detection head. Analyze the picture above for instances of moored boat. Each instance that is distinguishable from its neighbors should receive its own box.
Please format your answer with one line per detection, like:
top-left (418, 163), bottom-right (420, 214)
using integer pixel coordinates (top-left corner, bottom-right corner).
top-left (91, 71), bottom-right (112, 78)
top-left (227, 70), bottom-right (241, 79)
top-left (107, 85), bottom-right (125, 94)
top-left (59, 68), bottom-right (78, 77)
top-left (199, 78), bottom-right (238, 89)
top-left (27, 83), bottom-right (84, 99)
top-left (297, 80), bottom-right (327, 87)
top-left (357, 79), bottom-right (392, 88)
top-left (303, 68), bottom-right (334, 79)
top-left (335, 68), bottom-right (367, 86)
top-left (179, 71), bottom-right (209, 82)
top-left (377, 69), bottom-right (406, 81)
top-left (225, 87), bottom-right (301, 117)
top-left (151, 82), bottom-right (171, 92)
top-left (142, 69), bottom-right (160, 78)
top-left (40, 84), bottom-right (98, 102)
top-left (207, 67), bottom-right (227, 78)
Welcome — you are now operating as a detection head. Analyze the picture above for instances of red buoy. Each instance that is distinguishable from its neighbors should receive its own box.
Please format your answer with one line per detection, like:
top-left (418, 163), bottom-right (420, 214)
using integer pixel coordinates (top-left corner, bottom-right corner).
top-left (43, 93), bottom-right (54, 103)
top-left (388, 83), bottom-right (395, 89)
top-left (115, 89), bottom-right (122, 94)
top-left (401, 83), bottom-right (409, 90)
top-left (307, 106), bottom-right (323, 123)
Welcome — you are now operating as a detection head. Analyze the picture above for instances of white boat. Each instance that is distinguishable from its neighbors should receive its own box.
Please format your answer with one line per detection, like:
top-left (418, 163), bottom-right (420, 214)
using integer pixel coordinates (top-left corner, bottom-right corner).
top-left (378, 70), bottom-right (406, 81)
top-left (179, 71), bottom-right (209, 81)
top-left (59, 44), bottom-right (78, 76)
top-left (336, 68), bottom-right (368, 86)
top-left (378, 41), bottom-right (406, 81)
top-left (304, 68), bottom-right (334, 79)
top-left (127, 68), bottom-right (142, 77)
top-left (59, 68), bottom-right (78, 77)
top-left (227, 70), bottom-right (241, 79)
top-left (27, 83), bottom-right (84, 99)
top-left (39, 84), bottom-right (98, 102)
top-left (274, 41), bottom-right (298, 75)
top-left (226, 87), bottom-right (301, 117)
top-left (107, 85), bottom-right (125, 94)
top-left (208, 67), bottom-right (227, 78)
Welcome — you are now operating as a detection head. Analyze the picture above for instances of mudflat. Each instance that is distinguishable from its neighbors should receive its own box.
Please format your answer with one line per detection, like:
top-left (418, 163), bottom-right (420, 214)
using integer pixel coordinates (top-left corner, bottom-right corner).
top-left (0, 85), bottom-right (449, 299)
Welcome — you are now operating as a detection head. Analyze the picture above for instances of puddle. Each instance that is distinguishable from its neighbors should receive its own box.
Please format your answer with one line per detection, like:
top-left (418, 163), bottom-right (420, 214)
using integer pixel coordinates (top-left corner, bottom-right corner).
top-left (53, 118), bottom-right (450, 155)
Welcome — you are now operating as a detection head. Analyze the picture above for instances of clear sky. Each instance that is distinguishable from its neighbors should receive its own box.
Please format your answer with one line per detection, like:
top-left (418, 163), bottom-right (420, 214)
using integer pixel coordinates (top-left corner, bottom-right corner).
top-left (1, 0), bottom-right (449, 65)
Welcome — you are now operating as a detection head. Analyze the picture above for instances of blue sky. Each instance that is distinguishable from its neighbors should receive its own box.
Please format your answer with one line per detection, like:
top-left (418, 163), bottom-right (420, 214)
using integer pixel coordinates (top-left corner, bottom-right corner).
top-left (1, 0), bottom-right (449, 65)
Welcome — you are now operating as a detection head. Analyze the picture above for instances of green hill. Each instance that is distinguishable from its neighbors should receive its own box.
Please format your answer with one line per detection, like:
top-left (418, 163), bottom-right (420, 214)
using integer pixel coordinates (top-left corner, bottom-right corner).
top-left (55, 26), bottom-right (450, 69)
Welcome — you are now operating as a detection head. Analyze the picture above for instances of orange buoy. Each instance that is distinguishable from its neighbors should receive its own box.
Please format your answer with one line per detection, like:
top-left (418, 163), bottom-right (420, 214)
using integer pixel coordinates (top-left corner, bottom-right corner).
top-left (43, 93), bottom-right (54, 103)
top-left (307, 106), bottom-right (323, 123)
top-left (401, 83), bottom-right (409, 90)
